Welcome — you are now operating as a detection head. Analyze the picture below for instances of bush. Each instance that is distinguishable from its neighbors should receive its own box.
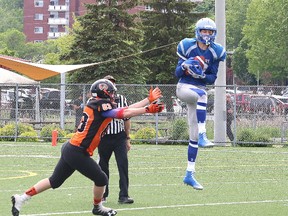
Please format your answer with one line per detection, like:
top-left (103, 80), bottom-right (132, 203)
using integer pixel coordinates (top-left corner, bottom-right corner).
top-left (134, 127), bottom-right (158, 143)
top-left (237, 128), bottom-right (269, 147)
top-left (65, 133), bottom-right (75, 139)
top-left (171, 118), bottom-right (189, 141)
top-left (18, 131), bottom-right (39, 142)
top-left (40, 124), bottom-right (66, 142)
top-left (0, 123), bottom-right (35, 141)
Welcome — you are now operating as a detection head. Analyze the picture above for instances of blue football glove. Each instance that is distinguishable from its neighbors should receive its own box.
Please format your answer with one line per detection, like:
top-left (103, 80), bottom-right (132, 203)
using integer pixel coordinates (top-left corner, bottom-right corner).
top-left (181, 59), bottom-right (206, 79)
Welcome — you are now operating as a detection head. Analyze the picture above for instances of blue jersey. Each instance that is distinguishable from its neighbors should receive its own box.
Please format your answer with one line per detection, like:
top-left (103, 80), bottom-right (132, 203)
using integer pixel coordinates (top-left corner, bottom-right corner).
top-left (175, 38), bottom-right (226, 86)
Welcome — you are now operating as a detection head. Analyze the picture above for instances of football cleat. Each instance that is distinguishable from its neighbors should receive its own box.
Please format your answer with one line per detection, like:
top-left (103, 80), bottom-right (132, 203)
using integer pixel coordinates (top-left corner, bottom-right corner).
top-left (198, 132), bottom-right (214, 148)
top-left (118, 196), bottom-right (134, 204)
top-left (11, 194), bottom-right (29, 216)
top-left (92, 203), bottom-right (117, 216)
top-left (183, 171), bottom-right (204, 190)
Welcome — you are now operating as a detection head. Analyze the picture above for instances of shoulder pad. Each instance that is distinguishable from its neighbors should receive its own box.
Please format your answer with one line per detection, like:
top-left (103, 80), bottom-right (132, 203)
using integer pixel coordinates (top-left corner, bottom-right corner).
top-left (210, 42), bottom-right (226, 61)
top-left (177, 38), bottom-right (197, 60)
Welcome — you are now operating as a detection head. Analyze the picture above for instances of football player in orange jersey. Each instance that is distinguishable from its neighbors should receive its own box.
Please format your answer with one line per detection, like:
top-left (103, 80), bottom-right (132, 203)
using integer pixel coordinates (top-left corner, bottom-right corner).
top-left (11, 79), bottom-right (164, 216)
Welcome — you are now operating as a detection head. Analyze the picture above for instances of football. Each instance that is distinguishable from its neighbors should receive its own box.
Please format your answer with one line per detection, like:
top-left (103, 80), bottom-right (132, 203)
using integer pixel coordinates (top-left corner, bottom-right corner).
top-left (194, 56), bottom-right (206, 69)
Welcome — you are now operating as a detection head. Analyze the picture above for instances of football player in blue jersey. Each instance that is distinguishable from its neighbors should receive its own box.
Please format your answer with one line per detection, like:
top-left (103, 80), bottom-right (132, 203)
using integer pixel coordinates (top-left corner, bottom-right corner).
top-left (175, 17), bottom-right (226, 190)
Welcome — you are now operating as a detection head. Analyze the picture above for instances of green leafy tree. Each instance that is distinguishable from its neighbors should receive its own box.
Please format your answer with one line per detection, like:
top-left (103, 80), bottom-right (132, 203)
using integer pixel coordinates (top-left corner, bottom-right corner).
top-left (232, 38), bottom-right (256, 84)
top-left (0, 0), bottom-right (23, 32)
top-left (62, 0), bottom-right (150, 84)
top-left (226, 0), bottom-right (252, 85)
top-left (243, 0), bottom-right (288, 83)
top-left (195, 0), bottom-right (215, 13)
top-left (0, 29), bottom-right (26, 56)
top-left (226, 0), bottom-right (251, 51)
top-left (140, 0), bottom-right (206, 84)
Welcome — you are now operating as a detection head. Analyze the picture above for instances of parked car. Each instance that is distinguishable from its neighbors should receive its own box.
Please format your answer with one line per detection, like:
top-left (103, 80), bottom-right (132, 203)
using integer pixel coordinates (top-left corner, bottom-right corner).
top-left (235, 93), bottom-right (251, 113)
top-left (272, 95), bottom-right (288, 115)
top-left (40, 88), bottom-right (61, 109)
top-left (249, 95), bottom-right (278, 115)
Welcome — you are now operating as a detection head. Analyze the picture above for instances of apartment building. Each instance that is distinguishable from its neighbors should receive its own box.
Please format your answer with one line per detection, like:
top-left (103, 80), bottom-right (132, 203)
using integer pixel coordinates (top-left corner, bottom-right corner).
top-left (24, 0), bottom-right (202, 43)
top-left (24, 0), bottom-right (97, 42)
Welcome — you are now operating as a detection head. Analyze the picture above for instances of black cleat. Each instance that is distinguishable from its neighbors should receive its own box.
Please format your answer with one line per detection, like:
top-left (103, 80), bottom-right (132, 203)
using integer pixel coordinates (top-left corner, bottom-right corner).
top-left (118, 196), bottom-right (134, 204)
top-left (92, 203), bottom-right (117, 216)
top-left (11, 195), bottom-right (20, 216)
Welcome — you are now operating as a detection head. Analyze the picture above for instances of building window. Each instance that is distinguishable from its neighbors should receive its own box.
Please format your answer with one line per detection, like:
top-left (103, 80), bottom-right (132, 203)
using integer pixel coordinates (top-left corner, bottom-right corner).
top-left (34, 40), bottom-right (43, 43)
top-left (35, 1), bottom-right (44, 7)
top-left (34, 27), bottom-right (44, 34)
top-left (50, 26), bottom-right (58, 33)
top-left (34, 14), bottom-right (44, 20)
top-left (50, 12), bottom-right (58, 18)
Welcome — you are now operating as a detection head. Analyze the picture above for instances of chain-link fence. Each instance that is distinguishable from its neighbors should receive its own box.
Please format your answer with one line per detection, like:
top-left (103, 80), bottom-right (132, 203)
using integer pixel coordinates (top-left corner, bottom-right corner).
top-left (1, 83), bottom-right (288, 146)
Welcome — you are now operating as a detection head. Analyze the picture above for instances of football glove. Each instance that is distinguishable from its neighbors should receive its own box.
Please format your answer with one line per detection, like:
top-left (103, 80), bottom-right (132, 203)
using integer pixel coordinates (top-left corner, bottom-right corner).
top-left (181, 58), bottom-right (206, 79)
top-left (145, 101), bottom-right (165, 113)
top-left (148, 86), bottom-right (162, 103)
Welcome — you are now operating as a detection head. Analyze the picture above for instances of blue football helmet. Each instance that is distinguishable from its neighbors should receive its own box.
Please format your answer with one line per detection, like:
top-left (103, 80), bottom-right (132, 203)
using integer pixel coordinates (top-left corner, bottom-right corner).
top-left (195, 18), bottom-right (217, 45)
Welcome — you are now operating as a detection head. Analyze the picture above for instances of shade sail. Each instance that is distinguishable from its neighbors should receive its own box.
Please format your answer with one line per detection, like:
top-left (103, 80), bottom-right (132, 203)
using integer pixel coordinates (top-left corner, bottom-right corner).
top-left (0, 55), bottom-right (98, 81)
top-left (0, 68), bottom-right (38, 84)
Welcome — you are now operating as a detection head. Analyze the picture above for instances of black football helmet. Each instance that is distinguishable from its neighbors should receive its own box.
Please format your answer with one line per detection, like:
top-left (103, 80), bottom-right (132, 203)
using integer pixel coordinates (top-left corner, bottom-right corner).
top-left (90, 79), bottom-right (117, 100)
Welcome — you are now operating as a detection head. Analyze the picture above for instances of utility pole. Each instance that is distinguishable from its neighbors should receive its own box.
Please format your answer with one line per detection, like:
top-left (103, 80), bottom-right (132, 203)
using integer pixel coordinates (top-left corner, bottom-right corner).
top-left (214, 0), bottom-right (227, 146)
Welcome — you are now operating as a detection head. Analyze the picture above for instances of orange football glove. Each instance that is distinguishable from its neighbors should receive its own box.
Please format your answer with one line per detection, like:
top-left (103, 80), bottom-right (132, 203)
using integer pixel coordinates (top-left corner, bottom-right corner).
top-left (145, 101), bottom-right (165, 113)
top-left (148, 86), bottom-right (162, 103)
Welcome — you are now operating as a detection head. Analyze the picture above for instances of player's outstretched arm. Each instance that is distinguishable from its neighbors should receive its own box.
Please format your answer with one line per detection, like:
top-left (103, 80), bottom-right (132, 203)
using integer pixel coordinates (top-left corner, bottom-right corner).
top-left (129, 87), bottom-right (162, 108)
top-left (123, 101), bottom-right (165, 118)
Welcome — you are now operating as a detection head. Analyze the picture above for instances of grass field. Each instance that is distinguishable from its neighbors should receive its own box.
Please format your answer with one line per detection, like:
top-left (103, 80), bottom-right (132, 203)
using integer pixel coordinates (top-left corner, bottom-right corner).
top-left (1, 142), bottom-right (288, 216)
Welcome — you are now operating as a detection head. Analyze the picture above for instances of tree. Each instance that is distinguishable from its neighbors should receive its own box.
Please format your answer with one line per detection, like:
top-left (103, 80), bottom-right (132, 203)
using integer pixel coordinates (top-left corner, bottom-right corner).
top-left (243, 0), bottom-right (288, 83)
top-left (62, 0), bottom-right (150, 84)
top-left (226, 0), bottom-right (252, 84)
top-left (0, 0), bottom-right (23, 32)
top-left (0, 29), bottom-right (26, 56)
top-left (226, 0), bottom-right (251, 51)
top-left (140, 0), bottom-right (206, 84)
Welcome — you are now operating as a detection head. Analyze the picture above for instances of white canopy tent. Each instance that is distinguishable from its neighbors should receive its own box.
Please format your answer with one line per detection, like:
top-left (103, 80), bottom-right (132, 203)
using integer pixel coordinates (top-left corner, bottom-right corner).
top-left (0, 68), bottom-right (38, 84)
top-left (0, 55), bottom-right (100, 128)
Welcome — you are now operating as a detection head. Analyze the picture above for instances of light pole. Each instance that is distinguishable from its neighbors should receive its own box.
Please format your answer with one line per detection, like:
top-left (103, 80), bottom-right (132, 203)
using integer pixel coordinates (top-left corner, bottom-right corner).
top-left (214, 0), bottom-right (227, 146)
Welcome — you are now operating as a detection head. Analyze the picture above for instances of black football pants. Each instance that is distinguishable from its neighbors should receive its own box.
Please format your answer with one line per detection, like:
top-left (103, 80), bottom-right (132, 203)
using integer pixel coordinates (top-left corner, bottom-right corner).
top-left (98, 131), bottom-right (129, 199)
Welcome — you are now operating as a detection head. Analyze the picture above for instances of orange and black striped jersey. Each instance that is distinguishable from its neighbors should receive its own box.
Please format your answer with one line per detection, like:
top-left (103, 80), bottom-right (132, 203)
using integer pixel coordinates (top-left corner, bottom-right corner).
top-left (70, 98), bottom-right (124, 156)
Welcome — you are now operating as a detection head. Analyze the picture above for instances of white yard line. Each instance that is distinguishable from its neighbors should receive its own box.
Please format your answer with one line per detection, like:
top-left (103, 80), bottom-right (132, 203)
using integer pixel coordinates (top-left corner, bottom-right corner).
top-left (21, 199), bottom-right (288, 216)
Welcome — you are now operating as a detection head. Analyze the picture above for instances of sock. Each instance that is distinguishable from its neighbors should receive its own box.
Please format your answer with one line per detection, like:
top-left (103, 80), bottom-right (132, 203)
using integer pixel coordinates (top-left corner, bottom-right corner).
top-left (94, 198), bottom-right (102, 205)
top-left (187, 141), bottom-right (198, 172)
top-left (198, 122), bottom-right (206, 134)
top-left (197, 102), bottom-right (207, 134)
top-left (25, 187), bottom-right (37, 196)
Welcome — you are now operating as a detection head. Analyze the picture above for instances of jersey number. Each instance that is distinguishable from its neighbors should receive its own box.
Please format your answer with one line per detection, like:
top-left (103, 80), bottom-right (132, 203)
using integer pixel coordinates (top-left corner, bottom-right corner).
top-left (101, 103), bottom-right (112, 111)
top-left (77, 113), bottom-right (88, 132)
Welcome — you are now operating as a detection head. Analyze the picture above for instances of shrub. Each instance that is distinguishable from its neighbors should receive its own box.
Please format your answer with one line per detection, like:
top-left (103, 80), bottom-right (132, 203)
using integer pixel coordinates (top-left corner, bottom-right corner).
top-left (18, 131), bottom-right (39, 142)
top-left (171, 118), bottom-right (189, 141)
top-left (40, 124), bottom-right (66, 142)
top-left (237, 128), bottom-right (269, 147)
top-left (0, 123), bottom-right (35, 141)
top-left (134, 127), bottom-right (158, 144)
top-left (65, 133), bottom-right (75, 139)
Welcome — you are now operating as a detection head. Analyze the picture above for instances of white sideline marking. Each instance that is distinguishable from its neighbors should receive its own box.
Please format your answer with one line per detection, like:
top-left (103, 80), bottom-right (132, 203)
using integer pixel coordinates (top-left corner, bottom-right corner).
top-left (22, 199), bottom-right (288, 215)
top-left (0, 155), bottom-right (58, 158)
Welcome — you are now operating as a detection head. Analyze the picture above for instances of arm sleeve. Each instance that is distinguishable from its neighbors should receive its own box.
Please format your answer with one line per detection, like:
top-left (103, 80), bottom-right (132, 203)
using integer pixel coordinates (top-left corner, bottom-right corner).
top-left (101, 107), bottom-right (128, 119)
top-left (175, 58), bottom-right (186, 78)
top-left (203, 61), bottom-right (219, 84)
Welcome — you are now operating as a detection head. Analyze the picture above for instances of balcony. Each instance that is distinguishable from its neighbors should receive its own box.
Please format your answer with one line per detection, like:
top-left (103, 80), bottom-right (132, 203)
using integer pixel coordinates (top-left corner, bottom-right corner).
top-left (48, 5), bottom-right (68, 12)
top-left (48, 18), bottom-right (69, 25)
top-left (48, 32), bottom-right (68, 39)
